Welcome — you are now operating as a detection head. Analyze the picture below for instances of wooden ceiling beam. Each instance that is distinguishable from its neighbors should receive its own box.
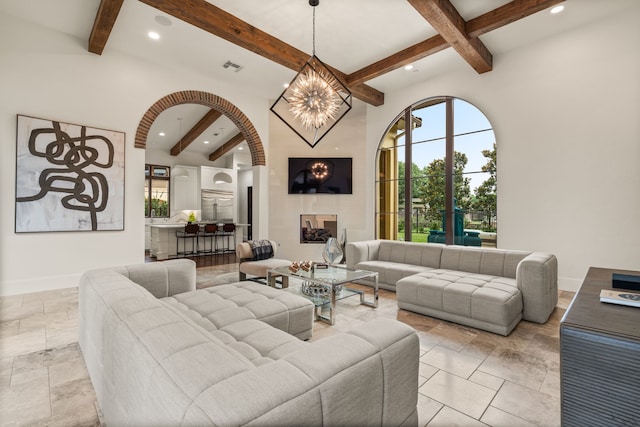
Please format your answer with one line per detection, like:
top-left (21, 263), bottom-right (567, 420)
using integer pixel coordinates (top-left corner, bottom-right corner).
top-left (348, 0), bottom-right (562, 85)
top-left (467, 0), bottom-right (565, 37)
top-left (88, 0), bottom-right (125, 55)
top-left (170, 109), bottom-right (223, 156)
top-left (208, 132), bottom-right (245, 162)
top-left (138, 0), bottom-right (384, 106)
top-left (408, 0), bottom-right (492, 74)
top-left (348, 35), bottom-right (448, 85)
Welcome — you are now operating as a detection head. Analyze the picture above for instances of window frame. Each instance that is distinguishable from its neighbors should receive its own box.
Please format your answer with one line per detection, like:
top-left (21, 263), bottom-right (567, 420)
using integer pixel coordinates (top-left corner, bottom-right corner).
top-left (376, 96), bottom-right (496, 244)
top-left (145, 164), bottom-right (171, 218)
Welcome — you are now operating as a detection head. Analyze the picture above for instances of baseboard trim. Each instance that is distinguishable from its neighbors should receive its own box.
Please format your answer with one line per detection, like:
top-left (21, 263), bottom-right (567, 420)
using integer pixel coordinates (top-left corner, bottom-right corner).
top-left (0, 273), bottom-right (81, 297)
top-left (559, 276), bottom-right (582, 292)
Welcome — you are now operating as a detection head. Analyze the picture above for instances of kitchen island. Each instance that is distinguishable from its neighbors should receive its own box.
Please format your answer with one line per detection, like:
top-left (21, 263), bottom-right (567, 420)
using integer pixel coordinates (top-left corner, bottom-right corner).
top-left (149, 224), bottom-right (185, 260)
top-left (149, 223), bottom-right (244, 260)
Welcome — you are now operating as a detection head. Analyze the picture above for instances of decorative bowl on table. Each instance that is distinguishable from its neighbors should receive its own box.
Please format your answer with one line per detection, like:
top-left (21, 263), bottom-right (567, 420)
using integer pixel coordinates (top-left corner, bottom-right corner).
top-left (301, 281), bottom-right (342, 298)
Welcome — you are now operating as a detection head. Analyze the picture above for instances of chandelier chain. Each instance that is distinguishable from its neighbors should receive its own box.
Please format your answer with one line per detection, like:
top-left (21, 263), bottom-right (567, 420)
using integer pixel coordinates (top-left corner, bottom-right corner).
top-left (312, 6), bottom-right (316, 55)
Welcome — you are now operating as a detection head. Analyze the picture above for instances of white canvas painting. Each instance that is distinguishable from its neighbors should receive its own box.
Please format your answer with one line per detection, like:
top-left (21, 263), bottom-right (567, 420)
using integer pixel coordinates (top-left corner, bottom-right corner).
top-left (15, 115), bottom-right (125, 232)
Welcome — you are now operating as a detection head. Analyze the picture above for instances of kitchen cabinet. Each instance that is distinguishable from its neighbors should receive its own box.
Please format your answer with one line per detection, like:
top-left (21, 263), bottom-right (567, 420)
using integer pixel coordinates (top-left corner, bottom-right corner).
top-left (171, 166), bottom-right (199, 214)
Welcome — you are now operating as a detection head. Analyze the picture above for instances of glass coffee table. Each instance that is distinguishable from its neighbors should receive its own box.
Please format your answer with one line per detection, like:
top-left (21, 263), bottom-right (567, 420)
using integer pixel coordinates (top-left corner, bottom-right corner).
top-left (267, 265), bottom-right (378, 325)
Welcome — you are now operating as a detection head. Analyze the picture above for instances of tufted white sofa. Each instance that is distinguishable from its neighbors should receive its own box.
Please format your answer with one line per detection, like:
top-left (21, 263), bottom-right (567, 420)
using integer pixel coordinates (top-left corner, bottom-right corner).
top-left (347, 240), bottom-right (558, 336)
top-left (79, 259), bottom-right (420, 426)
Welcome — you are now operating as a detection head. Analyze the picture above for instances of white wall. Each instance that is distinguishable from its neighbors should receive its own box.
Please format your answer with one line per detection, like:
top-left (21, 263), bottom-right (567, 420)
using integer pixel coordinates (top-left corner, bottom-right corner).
top-left (268, 101), bottom-right (367, 261)
top-left (366, 6), bottom-right (640, 291)
top-left (0, 12), bottom-right (270, 295)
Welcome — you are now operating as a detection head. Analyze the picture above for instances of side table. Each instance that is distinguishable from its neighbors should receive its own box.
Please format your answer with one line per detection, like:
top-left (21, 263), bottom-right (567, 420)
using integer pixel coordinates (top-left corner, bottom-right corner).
top-left (560, 267), bottom-right (640, 427)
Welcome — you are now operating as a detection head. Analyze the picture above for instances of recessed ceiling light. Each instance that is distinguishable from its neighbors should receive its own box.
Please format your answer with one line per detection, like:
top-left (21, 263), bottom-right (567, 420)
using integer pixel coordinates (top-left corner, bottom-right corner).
top-left (283, 83), bottom-right (290, 88)
top-left (404, 64), bottom-right (414, 71)
top-left (148, 31), bottom-right (160, 40)
top-left (550, 5), bottom-right (564, 14)
top-left (158, 132), bottom-right (165, 136)
top-left (238, 147), bottom-right (243, 150)
top-left (203, 140), bottom-right (210, 144)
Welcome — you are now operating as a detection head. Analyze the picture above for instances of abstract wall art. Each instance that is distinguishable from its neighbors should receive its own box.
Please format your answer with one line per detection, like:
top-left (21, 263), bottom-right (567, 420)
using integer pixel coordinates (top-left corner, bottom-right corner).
top-left (15, 115), bottom-right (125, 232)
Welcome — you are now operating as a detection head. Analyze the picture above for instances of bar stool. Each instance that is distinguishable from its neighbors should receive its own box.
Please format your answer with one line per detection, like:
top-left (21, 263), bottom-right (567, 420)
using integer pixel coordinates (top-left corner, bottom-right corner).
top-left (221, 223), bottom-right (236, 253)
top-left (199, 224), bottom-right (218, 254)
top-left (176, 223), bottom-right (200, 257)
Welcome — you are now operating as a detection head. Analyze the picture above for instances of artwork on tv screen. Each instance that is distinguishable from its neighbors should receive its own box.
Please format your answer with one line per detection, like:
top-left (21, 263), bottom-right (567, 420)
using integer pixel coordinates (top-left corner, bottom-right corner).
top-left (288, 157), bottom-right (352, 194)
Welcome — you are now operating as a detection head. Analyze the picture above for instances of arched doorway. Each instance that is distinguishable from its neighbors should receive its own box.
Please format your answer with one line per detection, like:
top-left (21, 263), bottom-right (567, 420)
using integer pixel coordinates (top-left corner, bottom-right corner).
top-left (134, 90), bottom-right (265, 167)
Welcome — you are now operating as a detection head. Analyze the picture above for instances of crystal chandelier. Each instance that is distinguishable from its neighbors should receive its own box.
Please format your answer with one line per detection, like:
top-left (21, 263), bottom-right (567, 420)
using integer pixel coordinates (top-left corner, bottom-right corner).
top-left (270, 0), bottom-right (352, 148)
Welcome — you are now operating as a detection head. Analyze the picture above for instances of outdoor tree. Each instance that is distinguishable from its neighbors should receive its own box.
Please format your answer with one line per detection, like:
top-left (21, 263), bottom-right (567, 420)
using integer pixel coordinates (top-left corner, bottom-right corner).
top-left (397, 161), bottom-right (405, 206)
top-left (423, 152), bottom-right (471, 225)
top-left (472, 143), bottom-right (497, 231)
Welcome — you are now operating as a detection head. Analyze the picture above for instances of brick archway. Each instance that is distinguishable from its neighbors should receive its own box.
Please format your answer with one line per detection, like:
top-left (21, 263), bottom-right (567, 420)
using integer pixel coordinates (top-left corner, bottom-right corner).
top-left (134, 90), bottom-right (265, 166)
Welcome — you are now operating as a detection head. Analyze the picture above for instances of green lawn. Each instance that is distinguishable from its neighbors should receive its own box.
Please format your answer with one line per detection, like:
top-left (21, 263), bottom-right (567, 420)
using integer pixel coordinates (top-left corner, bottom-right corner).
top-left (397, 231), bottom-right (429, 242)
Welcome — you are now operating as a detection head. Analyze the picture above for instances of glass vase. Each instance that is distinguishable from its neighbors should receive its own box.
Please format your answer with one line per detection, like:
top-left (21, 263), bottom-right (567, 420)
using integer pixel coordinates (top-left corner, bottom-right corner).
top-left (322, 237), bottom-right (344, 265)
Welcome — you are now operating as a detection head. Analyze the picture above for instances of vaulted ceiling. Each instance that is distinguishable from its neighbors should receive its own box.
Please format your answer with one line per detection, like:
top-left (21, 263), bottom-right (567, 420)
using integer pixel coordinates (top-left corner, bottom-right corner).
top-left (90, 0), bottom-right (565, 108)
top-left (2, 0), bottom-right (634, 163)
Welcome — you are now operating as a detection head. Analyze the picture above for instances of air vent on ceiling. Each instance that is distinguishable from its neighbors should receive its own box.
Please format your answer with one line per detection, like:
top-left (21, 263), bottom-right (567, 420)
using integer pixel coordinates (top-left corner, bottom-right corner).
top-left (223, 61), bottom-right (243, 72)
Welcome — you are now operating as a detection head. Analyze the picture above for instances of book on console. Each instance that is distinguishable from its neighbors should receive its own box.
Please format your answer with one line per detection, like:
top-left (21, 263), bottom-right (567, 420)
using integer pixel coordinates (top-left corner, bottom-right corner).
top-left (600, 289), bottom-right (640, 308)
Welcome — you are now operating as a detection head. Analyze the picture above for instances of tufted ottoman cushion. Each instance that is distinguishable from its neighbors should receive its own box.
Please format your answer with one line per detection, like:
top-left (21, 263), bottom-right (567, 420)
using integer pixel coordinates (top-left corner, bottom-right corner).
top-left (162, 281), bottom-right (314, 341)
top-left (396, 269), bottom-right (523, 336)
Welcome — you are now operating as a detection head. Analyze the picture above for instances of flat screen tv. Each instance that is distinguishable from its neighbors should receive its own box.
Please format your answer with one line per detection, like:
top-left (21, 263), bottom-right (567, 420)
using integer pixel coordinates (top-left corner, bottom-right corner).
top-left (288, 157), bottom-right (352, 194)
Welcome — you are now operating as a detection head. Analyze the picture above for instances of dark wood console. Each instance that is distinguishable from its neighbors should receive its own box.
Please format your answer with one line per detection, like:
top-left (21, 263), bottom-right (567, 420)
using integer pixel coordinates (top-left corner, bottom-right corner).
top-left (560, 267), bottom-right (640, 426)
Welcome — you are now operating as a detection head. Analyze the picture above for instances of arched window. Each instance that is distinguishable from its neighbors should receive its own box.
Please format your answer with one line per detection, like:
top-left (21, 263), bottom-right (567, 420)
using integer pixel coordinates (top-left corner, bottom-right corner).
top-left (376, 96), bottom-right (496, 246)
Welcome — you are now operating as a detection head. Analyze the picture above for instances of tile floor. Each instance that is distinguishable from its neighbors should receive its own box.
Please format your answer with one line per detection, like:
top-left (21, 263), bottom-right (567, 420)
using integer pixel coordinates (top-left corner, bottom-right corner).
top-left (0, 262), bottom-right (574, 426)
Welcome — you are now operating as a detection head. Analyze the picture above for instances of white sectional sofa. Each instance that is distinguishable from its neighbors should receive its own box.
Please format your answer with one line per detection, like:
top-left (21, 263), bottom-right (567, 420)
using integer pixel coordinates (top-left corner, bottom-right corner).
top-left (79, 259), bottom-right (420, 426)
top-left (346, 240), bottom-right (558, 335)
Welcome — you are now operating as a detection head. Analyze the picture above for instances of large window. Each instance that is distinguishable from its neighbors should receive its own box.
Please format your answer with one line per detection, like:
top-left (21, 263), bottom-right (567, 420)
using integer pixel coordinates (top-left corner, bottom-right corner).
top-left (145, 164), bottom-right (170, 217)
top-left (377, 97), bottom-right (496, 246)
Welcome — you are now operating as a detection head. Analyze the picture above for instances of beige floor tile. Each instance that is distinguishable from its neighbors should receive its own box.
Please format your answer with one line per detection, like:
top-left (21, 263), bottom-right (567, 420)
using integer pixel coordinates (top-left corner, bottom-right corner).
top-left (491, 381), bottom-right (560, 427)
top-left (420, 370), bottom-right (496, 419)
top-left (397, 309), bottom-right (441, 332)
top-left (478, 346), bottom-right (549, 391)
top-left (44, 295), bottom-right (78, 314)
top-left (481, 406), bottom-right (537, 427)
top-left (46, 326), bottom-right (79, 349)
top-left (59, 287), bottom-right (78, 297)
top-left (49, 358), bottom-right (89, 388)
top-left (12, 343), bottom-right (82, 375)
top-left (0, 357), bottom-right (14, 386)
top-left (21, 289), bottom-right (65, 304)
top-left (0, 320), bottom-right (20, 338)
top-left (459, 332), bottom-right (501, 360)
top-left (417, 393), bottom-right (443, 427)
top-left (421, 345), bottom-right (483, 379)
top-left (427, 406), bottom-right (488, 426)
top-left (0, 356), bottom-right (13, 371)
top-left (0, 329), bottom-right (46, 359)
top-left (50, 377), bottom-right (97, 417)
top-left (415, 330), bottom-right (442, 351)
top-left (427, 322), bottom-right (479, 352)
top-left (46, 313), bottom-right (78, 332)
top-left (0, 294), bottom-right (24, 309)
top-left (19, 311), bottom-right (69, 333)
top-left (469, 370), bottom-right (504, 391)
top-left (539, 366), bottom-right (560, 398)
top-left (0, 368), bottom-right (51, 424)
top-left (10, 366), bottom-right (48, 387)
top-left (0, 300), bottom-right (44, 323)
top-left (419, 361), bottom-right (438, 381)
